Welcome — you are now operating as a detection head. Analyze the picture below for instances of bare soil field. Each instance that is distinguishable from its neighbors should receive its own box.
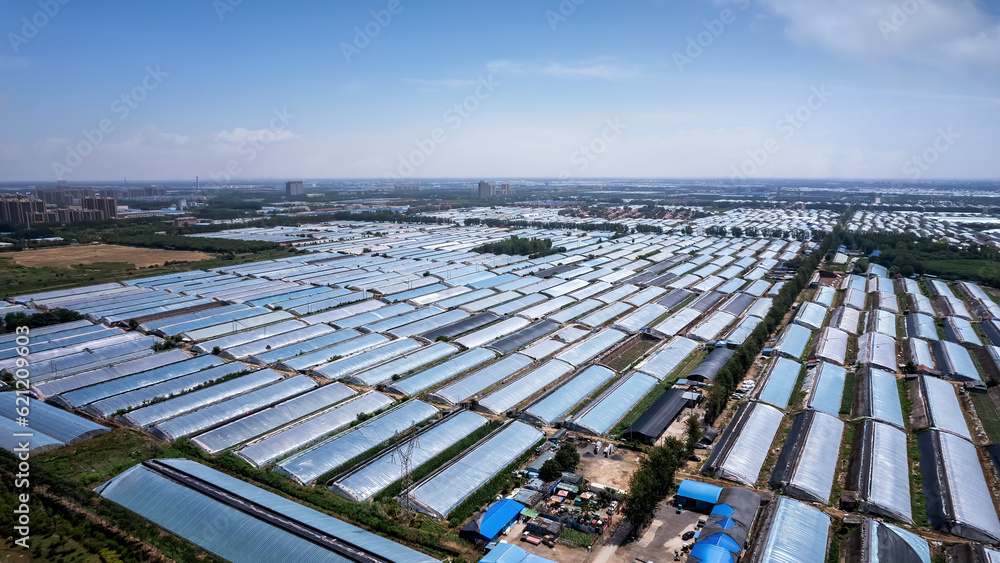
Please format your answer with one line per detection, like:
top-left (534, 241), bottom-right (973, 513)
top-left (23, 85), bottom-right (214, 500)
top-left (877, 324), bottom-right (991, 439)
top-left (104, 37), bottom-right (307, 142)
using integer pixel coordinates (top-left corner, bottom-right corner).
top-left (7, 245), bottom-right (213, 268)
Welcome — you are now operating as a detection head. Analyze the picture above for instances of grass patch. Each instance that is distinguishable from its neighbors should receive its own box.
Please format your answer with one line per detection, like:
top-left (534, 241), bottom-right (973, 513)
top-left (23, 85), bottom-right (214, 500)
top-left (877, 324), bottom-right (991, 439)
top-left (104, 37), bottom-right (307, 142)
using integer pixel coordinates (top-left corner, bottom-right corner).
top-left (971, 390), bottom-right (1000, 443)
top-left (840, 371), bottom-right (856, 415)
top-left (898, 378), bottom-right (913, 430)
top-left (907, 431), bottom-right (929, 528)
top-left (559, 527), bottom-right (598, 548)
top-left (603, 336), bottom-right (659, 373)
top-left (788, 363), bottom-right (809, 411)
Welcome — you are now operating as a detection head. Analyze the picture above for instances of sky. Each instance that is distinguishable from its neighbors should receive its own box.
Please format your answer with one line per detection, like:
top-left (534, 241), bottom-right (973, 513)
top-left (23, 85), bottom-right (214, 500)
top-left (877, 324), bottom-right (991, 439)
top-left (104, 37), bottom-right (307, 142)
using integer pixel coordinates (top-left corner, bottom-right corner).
top-left (1, 0), bottom-right (998, 183)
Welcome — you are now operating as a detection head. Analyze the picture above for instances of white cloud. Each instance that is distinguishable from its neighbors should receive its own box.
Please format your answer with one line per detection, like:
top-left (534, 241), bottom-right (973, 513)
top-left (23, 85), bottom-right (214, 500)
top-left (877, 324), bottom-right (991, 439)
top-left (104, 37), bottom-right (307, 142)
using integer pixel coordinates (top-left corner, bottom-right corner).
top-left (485, 57), bottom-right (638, 81)
top-left (214, 127), bottom-right (297, 144)
top-left (758, 0), bottom-right (1000, 70)
top-left (402, 77), bottom-right (479, 88)
top-left (126, 125), bottom-right (191, 147)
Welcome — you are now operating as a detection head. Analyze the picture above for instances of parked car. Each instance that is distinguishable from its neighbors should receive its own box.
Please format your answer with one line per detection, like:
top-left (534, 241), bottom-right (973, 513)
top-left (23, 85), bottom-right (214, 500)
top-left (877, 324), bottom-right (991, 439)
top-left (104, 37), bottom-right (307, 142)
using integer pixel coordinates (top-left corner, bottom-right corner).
top-left (688, 455), bottom-right (702, 462)
top-left (681, 531), bottom-right (696, 541)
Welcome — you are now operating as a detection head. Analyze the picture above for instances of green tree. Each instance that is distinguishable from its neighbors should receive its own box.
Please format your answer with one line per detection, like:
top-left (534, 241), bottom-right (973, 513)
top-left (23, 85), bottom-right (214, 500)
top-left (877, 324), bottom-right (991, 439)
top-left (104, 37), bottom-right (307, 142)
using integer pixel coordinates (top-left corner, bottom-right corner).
top-left (684, 414), bottom-right (703, 454)
top-left (539, 458), bottom-right (564, 482)
top-left (554, 443), bottom-right (580, 472)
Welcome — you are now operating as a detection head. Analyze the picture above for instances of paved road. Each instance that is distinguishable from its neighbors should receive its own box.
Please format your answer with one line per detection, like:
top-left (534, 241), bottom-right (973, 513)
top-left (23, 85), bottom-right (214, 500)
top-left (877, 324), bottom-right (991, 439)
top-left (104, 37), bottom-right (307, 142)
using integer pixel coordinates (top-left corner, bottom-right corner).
top-left (587, 519), bottom-right (632, 563)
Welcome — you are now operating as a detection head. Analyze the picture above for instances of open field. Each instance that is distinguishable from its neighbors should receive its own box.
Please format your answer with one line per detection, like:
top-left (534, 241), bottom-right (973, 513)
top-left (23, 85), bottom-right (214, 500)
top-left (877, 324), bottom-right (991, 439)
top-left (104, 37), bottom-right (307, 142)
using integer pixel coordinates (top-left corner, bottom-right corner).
top-left (6, 244), bottom-right (213, 268)
top-left (972, 389), bottom-right (1000, 443)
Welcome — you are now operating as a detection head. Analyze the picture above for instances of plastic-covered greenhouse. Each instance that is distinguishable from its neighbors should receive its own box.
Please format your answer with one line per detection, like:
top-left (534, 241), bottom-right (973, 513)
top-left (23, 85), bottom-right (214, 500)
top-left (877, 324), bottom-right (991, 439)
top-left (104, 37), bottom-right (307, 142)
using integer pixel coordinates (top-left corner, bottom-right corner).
top-left (191, 383), bottom-right (357, 455)
top-left (0, 416), bottom-right (65, 454)
top-left (845, 419), bottom-right (912, 523)
top-left (793, 302), bottom-right (828, 331)
top-left (250, 329), bottom-right (362, 366)
top-left (0, 393), bottom-right (107, 444)
top-left (330, 411), bottom-right (489, 502)
top-left (634, 336), bottom-right (699, 380)
top-left (547, 299), bottom-right (603, 324)
top-left (235, 391), bottom-right (395, 469)
top-left (191, 320), bottom-right (305, 354)
top-left (34, 348), bottom-right (192, 400)
top-left (769, 410), bottom-right (843, 504)
top-left (555, 329), bottom-right (627, 367)
top-left (754, 357), bottom-right (802, 410)
top-left (932, 340), bottom-right (982, 382)
top-left (478, 359), bottom-right (573, 415)
top-left (455, 317), bottom-right (531, 349)
top-left (486, 321), bottom-right (560, 355)
top-left (805, 362), bottom-right (846, 416)
top-left (311, 338), bottom-right (423, 380)
top-left (773, 324), bottom-right (812, 360)
top-left (150, 375), bottom-right (317, 441)
top-left (917, 375), bottom-right (971, 441)
top-left (811, 327), bottom-right (849, 366)
top-left (703, 401), bottom-right (783, 486)
top-left (830, 306), bottom-right (861, 335)
top-left (219, 324), bottom-right (336, 360)
top-left (568, 372), bottom-right (657, 436)
top-left (275, 333), bottom-right (389, 372)
top-left (520, 365), bottom-right (616, 426)
top-left (688, 311), bottom-right (737, 342)
top-left (121, 369), bottom-right (285, 428)
top-left (857, 332), bottom-right (898, 372)
top-left (428, 353), bottom-right (533, 405)
top-left (275, 400), bottom-right (440, 485)
top-left (749, 497), bottom-right (830, 563)
top-left (905, 313), bottom-right (938, 341)
top-left (843, 518), bottom-right (931, 563)
top-left (344, 342), bottom-right (458, 387)
top-left (403, 421), bottom-right (543, 520)
top-left (386, 348), bottom-right (497, 396)
top-left (97, 458), bottom-right (439, 563)
top-left (852, 367), bottom-right (905, 428)
top-left (688, 347), bottom-right (734, 382)
top-left (917, 429), bottom-right (1000, 543)
top-left (578, 302), bottom-right (634, 329)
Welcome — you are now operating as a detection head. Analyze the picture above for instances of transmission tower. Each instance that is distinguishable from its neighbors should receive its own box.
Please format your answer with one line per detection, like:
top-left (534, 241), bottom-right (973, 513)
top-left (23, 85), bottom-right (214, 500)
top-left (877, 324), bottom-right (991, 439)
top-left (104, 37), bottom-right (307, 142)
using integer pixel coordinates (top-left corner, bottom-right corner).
top-left (391, 424), bottom-right (419, 516)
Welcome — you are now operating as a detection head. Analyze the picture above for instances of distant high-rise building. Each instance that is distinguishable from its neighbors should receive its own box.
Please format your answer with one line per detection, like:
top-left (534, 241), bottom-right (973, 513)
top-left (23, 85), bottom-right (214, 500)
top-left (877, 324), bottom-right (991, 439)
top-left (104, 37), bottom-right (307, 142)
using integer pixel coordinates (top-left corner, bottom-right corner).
top-left (286, 181), bottom-right (304, 196)
top-left (0, 195), bottom-right (45, 224)
top-left (499, 183), bottom-right (514, 196)
top-left (394, 184), bottom-right (420, 191)
top-left (478, 181), bottom-right (495, 199)
top-left (82, 196), bottom-right (118, 219)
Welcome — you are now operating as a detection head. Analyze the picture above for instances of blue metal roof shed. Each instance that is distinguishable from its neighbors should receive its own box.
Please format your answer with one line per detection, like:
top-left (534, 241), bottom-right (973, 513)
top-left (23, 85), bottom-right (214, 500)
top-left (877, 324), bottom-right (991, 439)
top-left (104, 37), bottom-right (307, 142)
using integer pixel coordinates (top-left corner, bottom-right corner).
top-left (480, 543), bottom-right (557, 563)
top-left (676, 479), bottom-right (723, 512)
top-left (460, 499), bottom-right (525, 544)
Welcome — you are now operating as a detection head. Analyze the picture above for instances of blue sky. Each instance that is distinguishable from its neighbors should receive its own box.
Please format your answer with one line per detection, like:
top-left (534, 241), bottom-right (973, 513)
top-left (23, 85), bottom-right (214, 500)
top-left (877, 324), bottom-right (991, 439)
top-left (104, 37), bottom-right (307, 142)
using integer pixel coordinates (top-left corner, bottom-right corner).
top-left (1, 0), bottom-right (998, 182)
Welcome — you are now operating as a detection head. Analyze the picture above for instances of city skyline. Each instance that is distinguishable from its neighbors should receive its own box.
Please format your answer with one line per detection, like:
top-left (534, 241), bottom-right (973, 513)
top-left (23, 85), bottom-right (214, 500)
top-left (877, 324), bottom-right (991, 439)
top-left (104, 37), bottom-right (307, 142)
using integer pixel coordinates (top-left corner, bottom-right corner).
top-left (1, 0), bottom-right (998, 182)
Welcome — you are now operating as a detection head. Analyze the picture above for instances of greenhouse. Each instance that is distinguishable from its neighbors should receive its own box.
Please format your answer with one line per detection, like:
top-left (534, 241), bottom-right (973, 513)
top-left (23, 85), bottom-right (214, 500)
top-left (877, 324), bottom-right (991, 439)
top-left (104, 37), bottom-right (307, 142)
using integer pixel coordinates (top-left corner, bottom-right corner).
top-left (932, 340), bottom-right (982, 382)
top-left (150, 375), bottom-right (318, 442)
top-left (191, 382), bottom-right (357, 455)
top-left (650, 307), bottom-right (701, 339)
top-left (856, 332), bottom-right (898, 372)
top-left (0, 417), bottom-right (65, 455)
top-left (843, 518), bottom-right (931, 563)
top-left (845, 419), bottom-right (912, 523)
top-left (343, 342), bottom-right (458, 387)
top-left (754, 357), bottom-right (803, 409)
top-left (867, 309), bottom-right (896, 337)
top-left (568, 372), bottom-right (657, 436)
top-left (454, 317), bottom-right (531, 349)
top-left (387, 309), bottom-right (470, 339)
top-left (689, 291), bottom-right (726, 314)
top-left (220, 324), bottom-right (336, 361)
top-left (386, 348), bottom-right (497, 396)
top-left (361, 307), bottom-right (447, 334)
top-left (656, 288), bottom-right (694, 310)
top-left (830, 306), bottom-right (861, 334)
top-left (478, 359), bottom-right (574, 415)
top-left (275, 400), bottom-right (440, 485)
top-left (486, 320), bottom-right (560, 355)
top-left (906, 337), bottom-right (936, 373)
top-left (311, 338), bottom-right (424, 380)
top-left (332, 303), bottom-right (416, 329)
top-left (688, 347), bottom-right (734, 382)
top-left (944, 316), bottom-right (981, 346)
top-left (773, 323), bottom-right (812, 360)
top-left (121, 369), bottom-right (285, 429)
top-left (720, 293), bottom-right (756, 317)
top-left (578, 302), bottom-right (634, 329)
top-left (403, 421), bottom-right (544, 520)
top-left (428, 353), bottom-right (533, 405)
top-left (853, 367), bottom-right (905, 428)
top-left (793, 302), bottom-right (828, 331)
top-left (876, 291), bottom-right (899, 314)
top-left (811, 327), bottom-right (849, 366)
top-left (517, 296), bottom-right (577, 321)
top-left (0, 393), bottom-right (107, 444)
top-left (554, 329), bottom-right (627, 367)
top-left (917, 375), bottom-right (972, 441)
top-left (547, 299), bottom-right (603, 324)
top-left (917, 429), bottom-right (1000, 543)
top-left (33, 348), bottom-right (192, 400)
top-left (843, 288), bottom-right (867, 310)
top-left (723, 316), bottom-right (762, 346)
top-left (191, 320), bottom-right (306, 354)
top-left (235, 391), bottom-right (395, 469)
top-left (141, 305), bottom-right (259, 336)
top-left (97, 458), bottom-right (438, 563)
top-left (805, 362), bottom-right (846, 416)
top-left (299, 301), bottom-right (385, 326)
top-left (275, 333), bottom-right (390, 372)
top-left (86, 362), bottom-right (251, 419)
top-left (813, 285), bottom-right (836, 307)
top-left (907, 293), bottom-right (936, 317)
top-left (487, 293), bottom-right (547, 316)
top-left (250, 329), bottom-right (362, 366)
top-left (418, 313), bottom-right (499, 343)
top-left (688, 311), bottom-right (737, 342)
top-left (330, 411), bottom-right (490, 502)
top-left (520, 365), bottom-right (616, 426)
top-left (748, 497), bottom-right (830, 563)
top-left (703, 401), bottom-right (784, 486)
top-left (634, 336), bottom-right (699, 380)
top-left (769, 410), bottom-right (843, 504)
top-left (906, 313), bottom-right (939, 341)
top-left (612, 303), bottom-right (668, 333)
top-left (54, 354), bottom-right (224, 409)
